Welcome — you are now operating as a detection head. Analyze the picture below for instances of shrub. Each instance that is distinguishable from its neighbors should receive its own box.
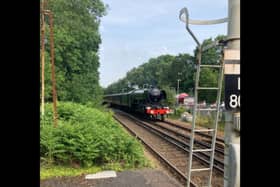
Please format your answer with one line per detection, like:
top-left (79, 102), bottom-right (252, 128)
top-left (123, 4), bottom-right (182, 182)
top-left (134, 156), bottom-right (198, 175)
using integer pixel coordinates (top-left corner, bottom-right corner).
top-left (168, 106), bottom-right (186, 119)
top-left (196, 114), bottom-right (225, 131)
top-left (40, 102), bottom-right (146, 168)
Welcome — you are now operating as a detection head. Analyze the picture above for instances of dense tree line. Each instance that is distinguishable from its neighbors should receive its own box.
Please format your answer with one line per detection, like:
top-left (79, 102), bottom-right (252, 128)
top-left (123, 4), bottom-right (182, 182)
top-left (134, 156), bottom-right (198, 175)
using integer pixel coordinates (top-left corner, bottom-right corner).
top-left (41, 0), bottom-right (107, 106)
top-left (105, 35), bottom-right (226, 104)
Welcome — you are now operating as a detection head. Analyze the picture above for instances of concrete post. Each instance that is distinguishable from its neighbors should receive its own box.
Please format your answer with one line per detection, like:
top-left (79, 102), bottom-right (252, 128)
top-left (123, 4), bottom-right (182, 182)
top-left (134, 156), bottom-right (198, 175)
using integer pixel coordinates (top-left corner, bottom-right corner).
top-left (224, 0), bottom-right (240, 186)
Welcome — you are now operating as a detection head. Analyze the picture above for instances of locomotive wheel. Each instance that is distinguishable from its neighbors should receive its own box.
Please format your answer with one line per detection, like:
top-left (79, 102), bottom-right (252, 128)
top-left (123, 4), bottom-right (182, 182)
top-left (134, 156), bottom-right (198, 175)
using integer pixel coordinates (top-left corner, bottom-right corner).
top-left (160, 114), bottom-right (165, 121)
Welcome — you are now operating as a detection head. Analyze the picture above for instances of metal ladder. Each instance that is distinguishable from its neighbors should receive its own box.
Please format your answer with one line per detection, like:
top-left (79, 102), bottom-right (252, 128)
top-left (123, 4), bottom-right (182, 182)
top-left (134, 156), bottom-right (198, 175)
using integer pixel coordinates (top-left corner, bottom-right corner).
top-left (187, 44), bottom-right (224, 187)
top-left (179, 7), bottom-right (228, 187)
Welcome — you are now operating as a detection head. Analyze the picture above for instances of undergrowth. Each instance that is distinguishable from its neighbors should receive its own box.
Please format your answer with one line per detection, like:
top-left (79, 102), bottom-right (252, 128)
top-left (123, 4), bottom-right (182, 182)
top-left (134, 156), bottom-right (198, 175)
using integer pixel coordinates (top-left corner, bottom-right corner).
top-left (40, 102), bottom-right (150, 179)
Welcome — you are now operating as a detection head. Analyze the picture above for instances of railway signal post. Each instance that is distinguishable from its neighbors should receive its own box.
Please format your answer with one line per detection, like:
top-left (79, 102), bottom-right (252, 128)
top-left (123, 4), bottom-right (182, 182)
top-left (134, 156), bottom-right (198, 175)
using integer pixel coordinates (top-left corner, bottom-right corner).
top-left (224, 0), bottom-right (240, 186)
top-left (177, 79), bottom-right (181, 95)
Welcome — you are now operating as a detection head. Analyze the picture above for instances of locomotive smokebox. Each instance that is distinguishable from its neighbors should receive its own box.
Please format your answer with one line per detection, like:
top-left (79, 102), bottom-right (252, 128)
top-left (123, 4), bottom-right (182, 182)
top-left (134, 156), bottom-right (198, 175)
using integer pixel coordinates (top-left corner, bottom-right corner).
top-left (149, 88), bottom-right (161, 96)
top-left (148, 88), bottom-right (162, 102)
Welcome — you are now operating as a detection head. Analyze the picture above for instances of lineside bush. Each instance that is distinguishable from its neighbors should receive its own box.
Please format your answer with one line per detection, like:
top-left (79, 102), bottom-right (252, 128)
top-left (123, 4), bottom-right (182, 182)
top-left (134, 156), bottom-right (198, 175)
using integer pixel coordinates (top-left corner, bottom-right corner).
top-left (168, 106), bottom-right (186, 119)
top-left (40, 102), bottom-right (147, 168)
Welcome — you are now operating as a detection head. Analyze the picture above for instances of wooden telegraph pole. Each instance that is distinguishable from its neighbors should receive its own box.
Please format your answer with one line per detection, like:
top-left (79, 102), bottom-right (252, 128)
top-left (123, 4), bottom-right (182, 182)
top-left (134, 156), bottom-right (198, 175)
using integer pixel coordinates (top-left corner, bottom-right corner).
top-left (45, 10), bottom-right (58, 127)
top-left (41, 0), bottom-right (58, 127)
top-left (45, 10), bottom-right (58, 128)
top-left (40, 0), bottom-right (46, 116)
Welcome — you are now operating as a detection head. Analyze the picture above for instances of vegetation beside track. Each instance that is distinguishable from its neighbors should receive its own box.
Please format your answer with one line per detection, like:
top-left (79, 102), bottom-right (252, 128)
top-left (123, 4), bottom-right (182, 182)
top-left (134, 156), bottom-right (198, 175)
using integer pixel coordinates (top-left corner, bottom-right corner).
top-left (196, 114), bottom-right (225, 132)
top-left (167, 106), bottom-right (225, 133)
top-left (40, 102), bottom-right (150, 179)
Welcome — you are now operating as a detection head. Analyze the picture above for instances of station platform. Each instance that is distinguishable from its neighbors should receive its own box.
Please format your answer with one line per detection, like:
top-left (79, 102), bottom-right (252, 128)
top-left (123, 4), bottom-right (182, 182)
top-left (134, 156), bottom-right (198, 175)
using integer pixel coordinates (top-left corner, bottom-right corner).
top-left (40, 168), bottom-right (183, 187)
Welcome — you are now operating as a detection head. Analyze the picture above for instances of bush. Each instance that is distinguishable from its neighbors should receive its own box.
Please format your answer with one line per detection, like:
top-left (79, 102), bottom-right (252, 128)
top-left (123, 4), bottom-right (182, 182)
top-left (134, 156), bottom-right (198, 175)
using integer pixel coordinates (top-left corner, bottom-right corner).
top-left (40, 102), bottom-right (146, 168)
top-left (196, 114), bottom-right (225, 131)
top-left (168, 106), bottom-right (186, 119)
top-left (196, 115), bottom-right (212, 127)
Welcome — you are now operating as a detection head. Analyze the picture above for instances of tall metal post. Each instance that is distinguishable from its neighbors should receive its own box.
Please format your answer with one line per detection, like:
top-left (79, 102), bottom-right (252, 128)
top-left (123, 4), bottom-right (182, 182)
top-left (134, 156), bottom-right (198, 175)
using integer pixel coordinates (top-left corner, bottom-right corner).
top-left (177, 79), bottom-right (181, 95)
top-left (40, 0), bottom-right (45, 116)
top-left (224, 0), bottom-right (240, 186)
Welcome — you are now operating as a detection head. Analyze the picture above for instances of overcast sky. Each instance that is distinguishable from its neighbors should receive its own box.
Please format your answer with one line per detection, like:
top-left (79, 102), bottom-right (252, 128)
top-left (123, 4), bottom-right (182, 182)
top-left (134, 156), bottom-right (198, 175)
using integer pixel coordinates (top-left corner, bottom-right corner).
top-left (98, 0), bottom-right (228, 87)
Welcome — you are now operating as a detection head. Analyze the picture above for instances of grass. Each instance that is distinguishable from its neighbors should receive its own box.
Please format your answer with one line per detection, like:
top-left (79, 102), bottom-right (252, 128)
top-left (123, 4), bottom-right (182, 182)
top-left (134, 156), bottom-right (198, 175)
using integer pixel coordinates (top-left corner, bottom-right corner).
top-left (167, 107), bottom-right (225, 132)
top-left (196, 114), bottom-right (225, 132)
top-left (167, 114), bottom-right (180, 120)
top-left (41, 161), bottom-right (152, 180)
top-left (40, 165), bottom-right (102, 180)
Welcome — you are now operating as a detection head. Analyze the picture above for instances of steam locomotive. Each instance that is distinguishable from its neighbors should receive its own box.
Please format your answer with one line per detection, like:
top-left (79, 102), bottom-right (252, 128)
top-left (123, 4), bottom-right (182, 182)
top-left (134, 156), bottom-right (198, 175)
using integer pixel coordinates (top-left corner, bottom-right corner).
top-left (104, 86), bottom-right (170, 121)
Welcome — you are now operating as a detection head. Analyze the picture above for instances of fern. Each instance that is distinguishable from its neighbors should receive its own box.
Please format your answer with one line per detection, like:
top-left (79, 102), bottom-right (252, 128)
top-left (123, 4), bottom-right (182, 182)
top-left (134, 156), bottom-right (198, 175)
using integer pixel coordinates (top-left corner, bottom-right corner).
top-left (40, 102), bottom-right (147, 168)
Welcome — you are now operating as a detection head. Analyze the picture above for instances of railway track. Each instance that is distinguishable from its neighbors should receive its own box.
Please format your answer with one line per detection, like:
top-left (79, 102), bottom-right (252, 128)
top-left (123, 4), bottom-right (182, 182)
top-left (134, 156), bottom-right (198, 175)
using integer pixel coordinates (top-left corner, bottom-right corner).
top-left (147, 120), bottom-right (224, 156)
top-left (146, 120), bottom-right (225, 170)
top-left (113, 110), bottom-right (223, 187)
top-left (163, 119), bottom-right (224, 143)
top-left (120, 111), bottom-right (224, 173)
top-left (130, 112), bottom-right (224, 158)
top-left (129, 111), bottom-right (224, 145)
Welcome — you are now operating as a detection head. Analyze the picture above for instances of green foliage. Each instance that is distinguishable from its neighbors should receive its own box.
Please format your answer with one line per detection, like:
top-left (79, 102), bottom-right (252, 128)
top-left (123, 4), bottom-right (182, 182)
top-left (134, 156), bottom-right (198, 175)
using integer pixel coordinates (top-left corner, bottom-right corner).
top-left (161, 86), bottom-right (176, 108)
top-left (41, 0), bottom-right (107, 105)
top-left (104, 36), bottom-right (224, 104)
top-left (194, 35), bottom-right (226, 65)
top-left (104, 54), bottom-right (195, 94)
top-left (40, 102), bottom-right (147, 168)
top-left (196, 115), bottom-right (212, 127)
top-left (198, 68), bottom-right (219, 103)
top-left (196, 114), bottom-right (225, 131)
top-left (167, 54), bottom-right (195, 94)
top-left (169, 106), bottom-right (186, 119)
top-left (194, 35), bottom-right (226, 102)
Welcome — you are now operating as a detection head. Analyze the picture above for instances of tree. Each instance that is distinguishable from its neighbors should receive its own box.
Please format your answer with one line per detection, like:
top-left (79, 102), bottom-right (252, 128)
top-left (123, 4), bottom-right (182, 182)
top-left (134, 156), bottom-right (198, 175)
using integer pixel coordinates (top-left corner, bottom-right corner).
top-left (167, 54), bottom-right (195, 94)
top-left (104, 35), bottom-right (226, 105)
top-left (193, 35), bottom-right (226, 103)
top-left (41, 0), bottom-right (107, 105)
top-left (161, 86), bottom-right (176, 108)
top-left (104, 54), bottom-right (193, 95)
